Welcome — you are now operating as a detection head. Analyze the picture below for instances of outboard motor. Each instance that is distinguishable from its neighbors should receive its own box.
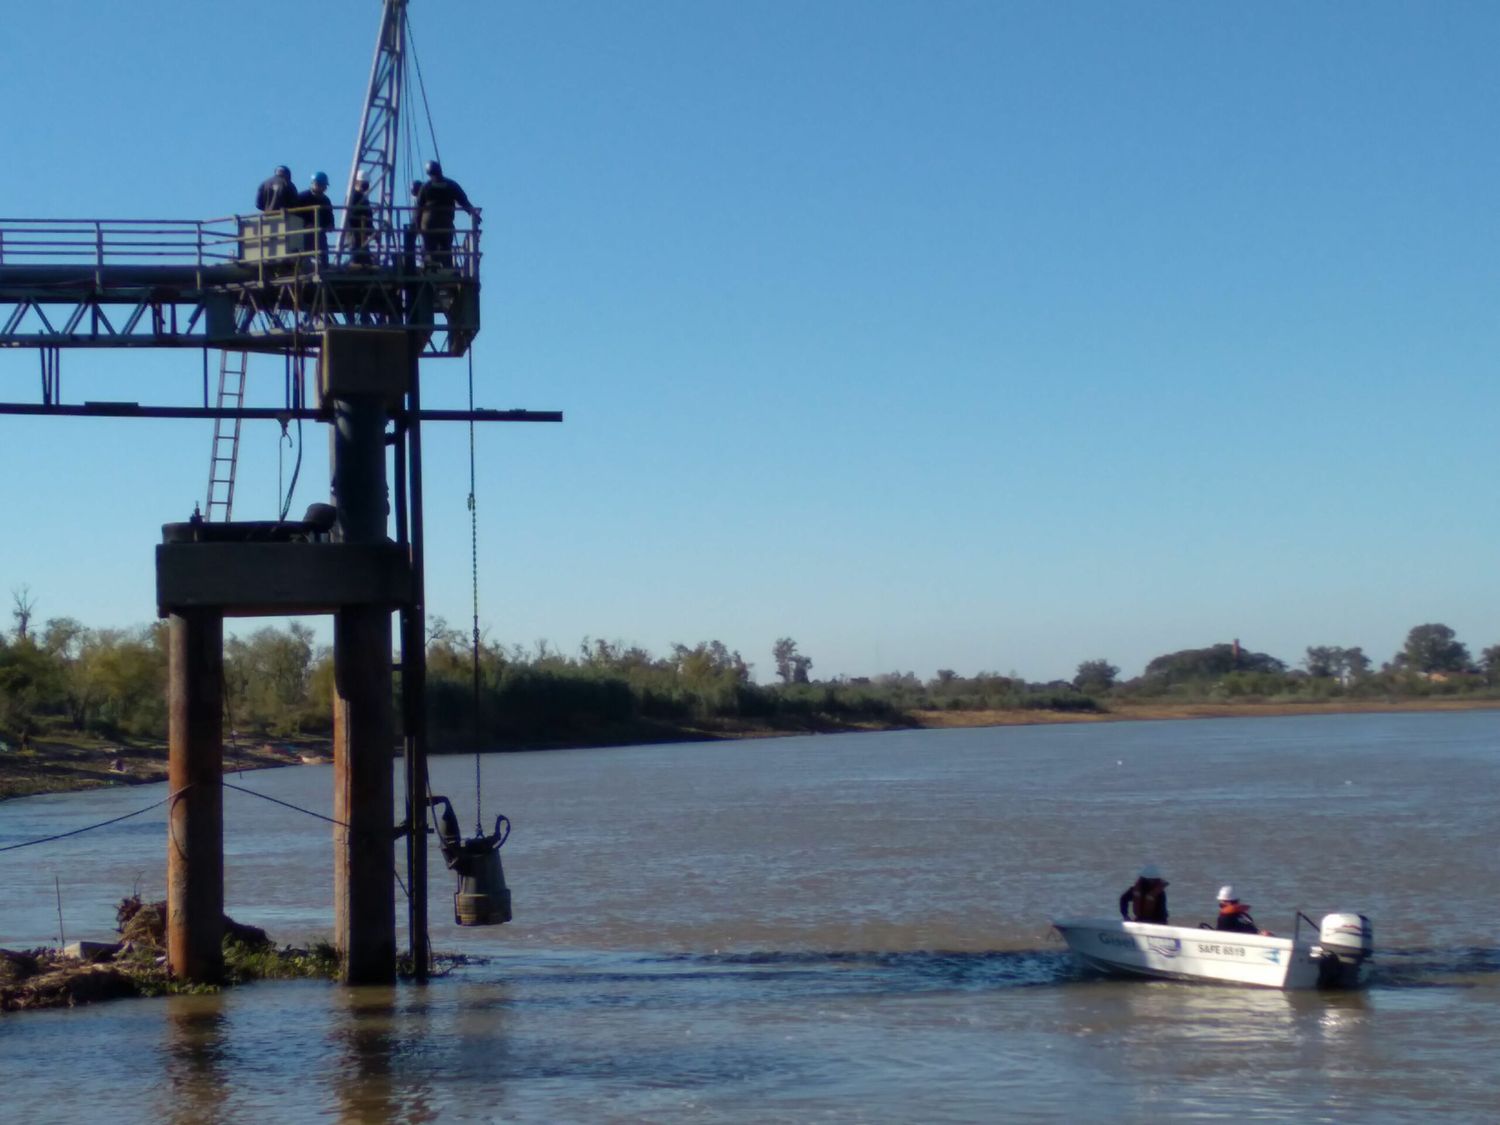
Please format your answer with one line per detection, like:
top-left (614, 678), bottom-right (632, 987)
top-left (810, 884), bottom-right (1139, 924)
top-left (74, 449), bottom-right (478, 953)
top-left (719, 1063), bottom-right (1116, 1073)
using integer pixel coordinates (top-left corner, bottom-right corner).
top-left (1315, 912), bottom-right (1373, 988)
top-left (429, 795), bottom-right (513, 927)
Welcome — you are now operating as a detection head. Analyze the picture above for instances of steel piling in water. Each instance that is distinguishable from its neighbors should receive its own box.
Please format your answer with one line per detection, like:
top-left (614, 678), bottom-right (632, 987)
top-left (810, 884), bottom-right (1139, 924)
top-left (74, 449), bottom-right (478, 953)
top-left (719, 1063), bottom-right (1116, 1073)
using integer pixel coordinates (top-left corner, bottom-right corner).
top-left (167, 609), bottom-right (224, 984)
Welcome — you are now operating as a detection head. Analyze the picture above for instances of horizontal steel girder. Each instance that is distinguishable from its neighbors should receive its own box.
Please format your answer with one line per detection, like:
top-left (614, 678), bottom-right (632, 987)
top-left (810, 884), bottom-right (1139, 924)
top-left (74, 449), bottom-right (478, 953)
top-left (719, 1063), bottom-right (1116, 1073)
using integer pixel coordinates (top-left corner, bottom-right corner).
top-left (0, 264), bottom-right (479, 356)
top-left (0, 402), bottom-right (562, 423)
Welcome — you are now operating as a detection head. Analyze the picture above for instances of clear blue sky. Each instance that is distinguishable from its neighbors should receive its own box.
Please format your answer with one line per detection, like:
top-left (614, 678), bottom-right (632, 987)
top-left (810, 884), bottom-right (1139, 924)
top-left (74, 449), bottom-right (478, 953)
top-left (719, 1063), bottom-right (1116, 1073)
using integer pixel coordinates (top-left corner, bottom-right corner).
top-left (3, 0), bottom-right (1498, 683)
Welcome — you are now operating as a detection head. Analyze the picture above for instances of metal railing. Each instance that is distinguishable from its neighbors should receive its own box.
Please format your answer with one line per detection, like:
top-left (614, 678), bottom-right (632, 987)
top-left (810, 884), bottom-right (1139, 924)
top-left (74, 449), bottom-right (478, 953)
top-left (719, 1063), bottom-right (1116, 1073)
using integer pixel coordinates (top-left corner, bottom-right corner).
top-left (0, 206), bottom-right (481, 280)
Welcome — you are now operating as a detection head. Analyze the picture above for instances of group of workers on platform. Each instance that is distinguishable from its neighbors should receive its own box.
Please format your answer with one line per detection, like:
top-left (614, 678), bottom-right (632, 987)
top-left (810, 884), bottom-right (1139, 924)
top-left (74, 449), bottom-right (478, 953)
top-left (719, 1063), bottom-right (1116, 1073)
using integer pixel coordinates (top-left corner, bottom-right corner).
top-left (254, 159), bottom-right (477, 269)
top-left (1119, 865), bottom-right (1267, 935)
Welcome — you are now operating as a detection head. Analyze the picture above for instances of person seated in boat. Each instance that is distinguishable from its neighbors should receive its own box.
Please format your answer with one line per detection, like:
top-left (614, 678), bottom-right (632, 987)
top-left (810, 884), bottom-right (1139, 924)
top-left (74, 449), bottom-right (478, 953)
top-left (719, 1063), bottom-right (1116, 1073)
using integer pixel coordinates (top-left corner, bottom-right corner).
top-left (1214, 886), bottom-right (1261, 934)
top-left (1119, 864), bottom-right (1169, 924)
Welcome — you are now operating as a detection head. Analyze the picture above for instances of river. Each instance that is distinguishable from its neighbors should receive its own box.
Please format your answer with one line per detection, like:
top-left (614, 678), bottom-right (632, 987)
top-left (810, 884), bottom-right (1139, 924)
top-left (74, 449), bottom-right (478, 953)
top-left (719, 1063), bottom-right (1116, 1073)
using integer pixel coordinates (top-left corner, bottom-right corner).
top-left (2, 712), bottom-right (1497, 1121)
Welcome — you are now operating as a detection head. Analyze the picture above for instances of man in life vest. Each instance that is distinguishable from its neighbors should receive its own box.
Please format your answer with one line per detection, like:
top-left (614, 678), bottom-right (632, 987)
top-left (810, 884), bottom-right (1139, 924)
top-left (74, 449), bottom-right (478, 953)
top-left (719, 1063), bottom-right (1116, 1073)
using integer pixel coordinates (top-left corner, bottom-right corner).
top-left (1214, 885), bottom-right (1261, 934)
top-left (1119, 864), bottom-right (1169, 923)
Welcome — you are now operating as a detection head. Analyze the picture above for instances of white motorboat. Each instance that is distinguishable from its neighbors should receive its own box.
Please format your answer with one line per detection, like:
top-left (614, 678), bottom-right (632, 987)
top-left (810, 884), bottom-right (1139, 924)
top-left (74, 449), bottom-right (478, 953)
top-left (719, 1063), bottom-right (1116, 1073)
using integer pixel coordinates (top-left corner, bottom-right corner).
top-left (1052, 911), bottom-right (1373, 990)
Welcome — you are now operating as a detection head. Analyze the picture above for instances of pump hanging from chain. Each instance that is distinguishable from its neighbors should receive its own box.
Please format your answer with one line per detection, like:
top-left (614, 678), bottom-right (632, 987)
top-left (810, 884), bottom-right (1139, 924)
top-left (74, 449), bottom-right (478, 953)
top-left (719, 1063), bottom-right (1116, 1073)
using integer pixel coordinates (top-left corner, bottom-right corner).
top-left (426, 348), bottom-right (512, 927)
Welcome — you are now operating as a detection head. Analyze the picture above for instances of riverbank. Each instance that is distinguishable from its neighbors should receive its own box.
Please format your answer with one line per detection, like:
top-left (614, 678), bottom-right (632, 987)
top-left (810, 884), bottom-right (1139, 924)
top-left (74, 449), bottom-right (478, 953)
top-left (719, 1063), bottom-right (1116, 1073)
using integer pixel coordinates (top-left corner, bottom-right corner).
top-left (0, 735), bottom-right (326, 800)
top-left (5, 697), bottom-right (1496, 801)
top-left (909, 696), bottom-right (1500, 728)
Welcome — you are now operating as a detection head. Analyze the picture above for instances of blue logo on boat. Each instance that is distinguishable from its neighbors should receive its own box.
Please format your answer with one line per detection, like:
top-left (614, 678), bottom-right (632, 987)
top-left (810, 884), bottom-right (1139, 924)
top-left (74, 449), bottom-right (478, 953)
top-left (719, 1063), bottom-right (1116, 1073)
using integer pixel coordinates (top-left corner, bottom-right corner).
top-left (1147, 937), bottom-right (1181, 958)
top-left (1261, 949), bottom-right (1281, 964)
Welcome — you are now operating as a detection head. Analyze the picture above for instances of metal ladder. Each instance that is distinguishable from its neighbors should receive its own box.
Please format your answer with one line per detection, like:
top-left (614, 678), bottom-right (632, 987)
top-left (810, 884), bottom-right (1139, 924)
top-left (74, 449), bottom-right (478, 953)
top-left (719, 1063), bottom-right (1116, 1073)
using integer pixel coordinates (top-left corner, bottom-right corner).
top-left (205, 349), bottom-right (248, 520)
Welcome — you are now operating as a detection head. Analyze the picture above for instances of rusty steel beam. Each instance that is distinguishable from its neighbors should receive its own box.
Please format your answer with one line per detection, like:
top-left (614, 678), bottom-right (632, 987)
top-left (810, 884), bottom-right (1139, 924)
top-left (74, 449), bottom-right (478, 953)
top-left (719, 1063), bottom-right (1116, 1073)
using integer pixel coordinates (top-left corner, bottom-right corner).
top-left (167, 610), bottom-right (224, 984)
top-left (332, 606), bottom-right (398, 985)
top-left (330, 358), bottom-right (400, 984)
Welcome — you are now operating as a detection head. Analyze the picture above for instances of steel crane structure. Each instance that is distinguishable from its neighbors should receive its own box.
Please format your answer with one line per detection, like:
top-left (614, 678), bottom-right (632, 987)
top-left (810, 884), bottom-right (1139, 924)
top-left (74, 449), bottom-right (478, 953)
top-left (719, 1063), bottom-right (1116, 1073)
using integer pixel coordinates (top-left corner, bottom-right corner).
top-left (0, 0), bottom-right (559, 985)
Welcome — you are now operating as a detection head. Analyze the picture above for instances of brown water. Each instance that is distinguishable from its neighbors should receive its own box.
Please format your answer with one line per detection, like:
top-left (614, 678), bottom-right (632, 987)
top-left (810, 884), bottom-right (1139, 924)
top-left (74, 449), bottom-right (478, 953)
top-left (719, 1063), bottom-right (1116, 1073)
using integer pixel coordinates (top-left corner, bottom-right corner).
top-left (2, 712), bottom-right (1498, 1121)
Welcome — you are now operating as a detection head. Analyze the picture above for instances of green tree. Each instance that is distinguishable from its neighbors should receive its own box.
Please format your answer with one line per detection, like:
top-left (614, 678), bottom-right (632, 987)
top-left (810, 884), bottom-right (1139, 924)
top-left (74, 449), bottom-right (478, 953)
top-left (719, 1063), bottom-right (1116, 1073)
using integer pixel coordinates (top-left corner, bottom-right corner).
top-left (225, 623), bottom-right (317, 735)
top-left (1142, 643), bottom-right (1285, 685)
top-left (1480, 644), bottom-right (1500, 686)
top-left (0, 634), bottom-right (66, 735)
top-left (1304, 645), bottom-right (1371, 684)
top-left (80, 626), bottom-right (167, 736)
top-left (1397, 623), bottom-right (1469, 674)
top-left (773, 637), bottom-right (799, 685)
top-left (10, 585), bottom-right (37, 641)
top-left (1073, 659), bottom-right (1119, 694)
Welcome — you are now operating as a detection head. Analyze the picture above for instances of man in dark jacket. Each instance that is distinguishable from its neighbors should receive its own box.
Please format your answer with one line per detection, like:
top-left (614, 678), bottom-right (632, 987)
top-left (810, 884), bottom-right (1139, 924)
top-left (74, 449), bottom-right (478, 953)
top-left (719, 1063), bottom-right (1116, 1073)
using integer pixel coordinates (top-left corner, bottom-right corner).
top-left (414, 159), bottom-right (477, 269)
top-left (1214, 885), bottom-right (1261, 934)
top-left (256, 165), bottom-right (298, 212)
top-left (342, 172), bottom-right (375, 266)
top-left (295, 171), bottom-right (336, 266)
top-left (1119, 864), bottom-right (1169, 924)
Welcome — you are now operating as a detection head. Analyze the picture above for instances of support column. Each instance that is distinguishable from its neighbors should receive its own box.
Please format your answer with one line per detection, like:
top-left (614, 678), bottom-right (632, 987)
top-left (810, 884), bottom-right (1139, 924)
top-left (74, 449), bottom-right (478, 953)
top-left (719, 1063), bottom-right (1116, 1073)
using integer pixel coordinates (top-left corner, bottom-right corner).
top-left (167, 609), bottom-right (223, 983)
top-left (333, 605), bottom-right (396, 983)
top-left (331, 392), bottom-right (397, 984)
top-left (401, 340), bottom-right (430, 980)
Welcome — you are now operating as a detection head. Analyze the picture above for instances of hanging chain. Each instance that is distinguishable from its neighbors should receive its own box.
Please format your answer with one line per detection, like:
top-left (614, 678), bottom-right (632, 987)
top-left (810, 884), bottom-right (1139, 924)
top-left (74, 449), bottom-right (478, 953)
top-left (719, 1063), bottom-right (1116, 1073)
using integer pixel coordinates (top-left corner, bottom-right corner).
top-left (468, 346), bottom-right (483, 836)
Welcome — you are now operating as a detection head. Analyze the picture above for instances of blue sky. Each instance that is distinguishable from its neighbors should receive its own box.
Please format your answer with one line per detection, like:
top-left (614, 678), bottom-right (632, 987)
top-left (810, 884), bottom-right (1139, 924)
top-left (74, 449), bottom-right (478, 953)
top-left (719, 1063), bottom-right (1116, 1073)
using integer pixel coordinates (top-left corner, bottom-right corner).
top-left (3, 1), bottom-right (1499, 683)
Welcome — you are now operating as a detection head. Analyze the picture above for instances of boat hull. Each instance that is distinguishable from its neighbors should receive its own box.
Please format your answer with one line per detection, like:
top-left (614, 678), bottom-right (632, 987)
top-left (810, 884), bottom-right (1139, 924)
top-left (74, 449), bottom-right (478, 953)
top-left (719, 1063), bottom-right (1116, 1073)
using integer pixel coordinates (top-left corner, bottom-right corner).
top-left (1052, 918), bottom-right (1340, 990)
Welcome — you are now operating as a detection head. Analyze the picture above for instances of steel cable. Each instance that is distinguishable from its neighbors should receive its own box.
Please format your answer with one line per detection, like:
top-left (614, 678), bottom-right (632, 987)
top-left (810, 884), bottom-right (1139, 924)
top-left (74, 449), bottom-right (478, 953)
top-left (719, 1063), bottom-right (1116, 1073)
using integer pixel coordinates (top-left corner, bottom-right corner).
top-left (0, 790), bottom-right (178, 853)
top-left (468, 345), bottom-right (483, 835)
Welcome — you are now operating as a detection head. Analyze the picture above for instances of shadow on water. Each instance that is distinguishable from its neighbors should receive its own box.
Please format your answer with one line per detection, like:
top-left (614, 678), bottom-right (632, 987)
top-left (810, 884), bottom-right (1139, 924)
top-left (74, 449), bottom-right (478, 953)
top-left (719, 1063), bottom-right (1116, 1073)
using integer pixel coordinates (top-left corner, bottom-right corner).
top-left (493, 948), bottom-right (1089, 1010)
top-left (680, 948), bottom-right (1084, 989)
top-left (164, 994), bottom-right (231, 1125)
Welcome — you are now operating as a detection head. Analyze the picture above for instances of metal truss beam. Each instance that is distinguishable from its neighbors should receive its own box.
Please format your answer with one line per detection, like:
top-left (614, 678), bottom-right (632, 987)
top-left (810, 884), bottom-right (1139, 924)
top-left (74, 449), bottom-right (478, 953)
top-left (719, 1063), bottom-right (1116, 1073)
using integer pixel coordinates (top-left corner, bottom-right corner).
top-left (0, 402), bottom-right (562, 423)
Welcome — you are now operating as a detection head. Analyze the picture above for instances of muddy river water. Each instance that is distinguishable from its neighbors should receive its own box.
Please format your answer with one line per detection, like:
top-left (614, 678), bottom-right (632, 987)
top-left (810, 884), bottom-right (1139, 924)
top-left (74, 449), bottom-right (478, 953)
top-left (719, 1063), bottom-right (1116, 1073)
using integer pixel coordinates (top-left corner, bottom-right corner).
top-left (2, 711), bottom-right (1498, 1121)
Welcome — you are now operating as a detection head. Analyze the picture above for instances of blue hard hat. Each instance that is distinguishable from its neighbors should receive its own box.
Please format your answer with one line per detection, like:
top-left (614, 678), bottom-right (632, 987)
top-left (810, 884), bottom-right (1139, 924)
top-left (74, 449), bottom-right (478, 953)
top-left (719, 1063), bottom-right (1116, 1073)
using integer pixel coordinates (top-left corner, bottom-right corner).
top-left (274, 165), bottom-right (291, 178)
top-left (425, 160), bottom-right (443, 177)
top-left (311, 171), bottom-right (330, 187)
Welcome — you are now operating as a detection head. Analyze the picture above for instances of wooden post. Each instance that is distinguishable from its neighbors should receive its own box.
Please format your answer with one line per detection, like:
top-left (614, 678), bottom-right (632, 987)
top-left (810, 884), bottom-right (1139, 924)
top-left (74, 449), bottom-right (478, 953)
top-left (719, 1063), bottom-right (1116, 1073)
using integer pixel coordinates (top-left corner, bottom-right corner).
top-left (167, 609), bottom-right (223, 983)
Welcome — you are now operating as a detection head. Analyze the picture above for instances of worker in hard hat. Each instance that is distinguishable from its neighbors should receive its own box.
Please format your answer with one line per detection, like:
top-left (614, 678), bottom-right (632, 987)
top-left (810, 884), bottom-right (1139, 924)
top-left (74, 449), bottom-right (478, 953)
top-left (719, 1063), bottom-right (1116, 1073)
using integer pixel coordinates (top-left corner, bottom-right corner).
top-left (343, 172), bottom-right (375, 267)
top-left (256, 165), bottom-right (298, 212)
top-left (413, 159), bottom-right (477, 270)
top-left (1119, 864), bottom-right (1169, 924)
top-left (296, 171), bottom-right (337, 267)
top-left (1214, 886), bottom-right (1261, 934)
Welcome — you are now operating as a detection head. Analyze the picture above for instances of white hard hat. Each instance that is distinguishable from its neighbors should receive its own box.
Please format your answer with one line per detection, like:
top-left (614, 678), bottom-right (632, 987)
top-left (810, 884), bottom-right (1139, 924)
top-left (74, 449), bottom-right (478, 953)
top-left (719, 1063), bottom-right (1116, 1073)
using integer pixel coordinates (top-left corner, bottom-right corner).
top-left (1139, 864), bottom-right (1162, 880)
top-left (1217, 885), bottom-right (1237, 902)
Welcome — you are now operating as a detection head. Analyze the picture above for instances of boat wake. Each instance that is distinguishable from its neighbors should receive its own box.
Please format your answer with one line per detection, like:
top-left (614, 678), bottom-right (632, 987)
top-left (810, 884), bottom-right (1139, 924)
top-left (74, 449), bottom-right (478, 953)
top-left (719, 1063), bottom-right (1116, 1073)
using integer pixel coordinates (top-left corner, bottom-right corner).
top-left (1369, 946), bottom-right (1500, 989)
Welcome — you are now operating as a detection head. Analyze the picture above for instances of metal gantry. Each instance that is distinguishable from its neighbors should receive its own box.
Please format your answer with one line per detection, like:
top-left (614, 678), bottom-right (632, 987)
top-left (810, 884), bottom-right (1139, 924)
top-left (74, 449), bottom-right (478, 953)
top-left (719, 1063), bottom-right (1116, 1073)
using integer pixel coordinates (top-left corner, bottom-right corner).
top-left (0, 0), bottom-right (562, 986)
top-left (0, 211), bottom-right (480, 355)
top-left (347, 0), bottom-right (410, 238)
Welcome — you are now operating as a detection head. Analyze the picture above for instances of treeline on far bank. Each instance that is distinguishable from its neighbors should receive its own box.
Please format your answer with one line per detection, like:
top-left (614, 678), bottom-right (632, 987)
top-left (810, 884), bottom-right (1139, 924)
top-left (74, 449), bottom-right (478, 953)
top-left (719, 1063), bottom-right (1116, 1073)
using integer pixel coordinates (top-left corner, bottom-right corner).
top-left (3, 606), bottom-right (1499, 751)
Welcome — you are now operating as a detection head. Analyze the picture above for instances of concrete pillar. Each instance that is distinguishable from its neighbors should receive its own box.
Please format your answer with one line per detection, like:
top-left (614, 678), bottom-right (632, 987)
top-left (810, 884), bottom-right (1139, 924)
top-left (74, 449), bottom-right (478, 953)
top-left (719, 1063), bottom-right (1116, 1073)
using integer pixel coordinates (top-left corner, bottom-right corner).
top-left (167, 610), bottom-right (224, 983)
top-left (331, 390), bottom-right (396, 984)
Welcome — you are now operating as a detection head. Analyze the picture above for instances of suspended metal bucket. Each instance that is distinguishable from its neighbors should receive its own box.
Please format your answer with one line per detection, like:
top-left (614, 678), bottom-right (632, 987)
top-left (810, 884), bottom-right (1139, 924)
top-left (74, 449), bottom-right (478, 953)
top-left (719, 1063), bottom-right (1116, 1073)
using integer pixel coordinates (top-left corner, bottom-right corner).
top-left (455, 843), bottom-right (512, 926)
top-left (430, 796), bottom-right (512, 927)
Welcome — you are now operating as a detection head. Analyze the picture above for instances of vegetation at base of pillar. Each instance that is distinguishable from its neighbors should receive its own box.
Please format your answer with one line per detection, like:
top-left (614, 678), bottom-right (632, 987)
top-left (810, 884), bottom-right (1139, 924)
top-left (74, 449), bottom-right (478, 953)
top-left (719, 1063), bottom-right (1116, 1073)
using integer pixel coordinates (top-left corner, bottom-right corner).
top-left (4, 590), bottom-right (1500, 753)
